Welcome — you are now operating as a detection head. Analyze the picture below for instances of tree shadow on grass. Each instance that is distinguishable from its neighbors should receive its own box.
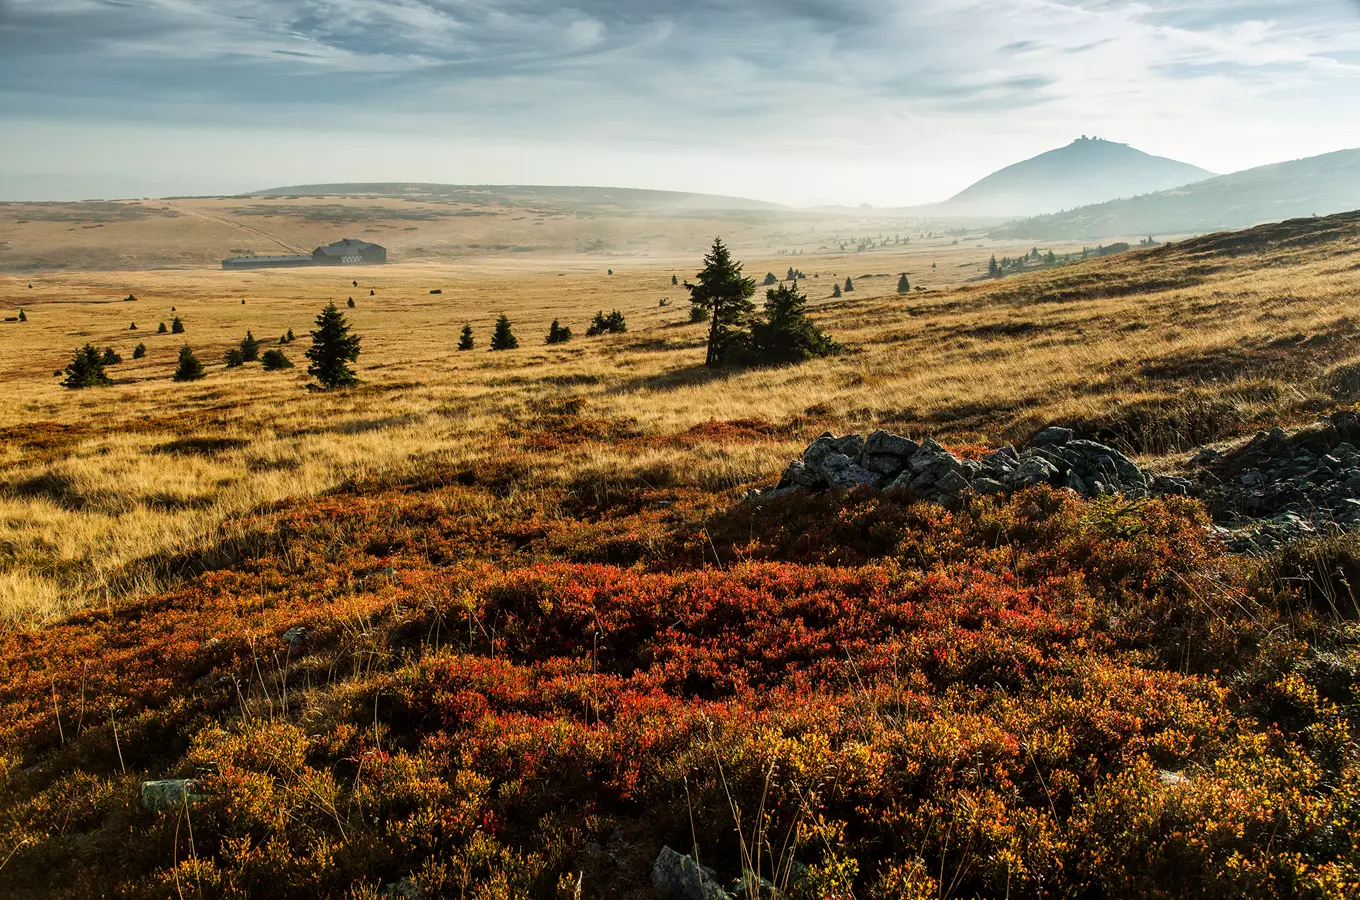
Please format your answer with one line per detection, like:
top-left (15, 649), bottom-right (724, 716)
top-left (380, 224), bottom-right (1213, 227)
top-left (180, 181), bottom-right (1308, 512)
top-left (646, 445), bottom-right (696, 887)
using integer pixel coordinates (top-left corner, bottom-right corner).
top-left (607, 363), bottom-right (734, 395)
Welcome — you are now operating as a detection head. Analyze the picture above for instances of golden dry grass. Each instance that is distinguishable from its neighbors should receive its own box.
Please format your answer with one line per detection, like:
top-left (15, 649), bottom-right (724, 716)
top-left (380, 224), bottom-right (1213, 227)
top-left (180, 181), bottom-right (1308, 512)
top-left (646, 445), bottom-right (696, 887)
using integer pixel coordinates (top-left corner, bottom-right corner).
top-left (2, 212), bottom-right (1360, 625)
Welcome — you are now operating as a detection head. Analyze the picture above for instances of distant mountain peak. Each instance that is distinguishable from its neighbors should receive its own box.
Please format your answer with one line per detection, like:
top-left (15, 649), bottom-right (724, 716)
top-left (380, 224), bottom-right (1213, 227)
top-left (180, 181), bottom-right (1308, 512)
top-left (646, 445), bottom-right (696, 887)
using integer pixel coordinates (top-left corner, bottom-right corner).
top-left (940, 139), bottom-right (1214, 218)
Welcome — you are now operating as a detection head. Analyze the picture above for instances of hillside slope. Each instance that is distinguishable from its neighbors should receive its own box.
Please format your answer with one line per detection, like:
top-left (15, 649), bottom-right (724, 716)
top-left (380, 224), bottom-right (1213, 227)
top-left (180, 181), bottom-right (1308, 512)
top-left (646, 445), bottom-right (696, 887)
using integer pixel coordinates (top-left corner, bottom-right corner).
top-left (939, 137), bottom-right (1213, 217)
top-left (992, 148), bottom-right (1360, 240)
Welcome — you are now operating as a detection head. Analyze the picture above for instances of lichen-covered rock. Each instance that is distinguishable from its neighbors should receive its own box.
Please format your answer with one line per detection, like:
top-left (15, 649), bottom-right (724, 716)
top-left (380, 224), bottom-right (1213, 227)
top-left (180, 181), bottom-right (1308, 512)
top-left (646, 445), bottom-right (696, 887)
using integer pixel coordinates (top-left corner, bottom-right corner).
top-left (819, 453), bottom-right (882, 490)
top-left (777, 459), bottom-right (823, 491)
top-left (970, 477), bottom-right (1007, 495)
top-left (1033, 426), bottom-right (1074, 446)
top-left (1011, 456), bottom-right (1058, 488)
top-left (651, 847), bottom-right (733, 900)
top-left (140, 779), bottom-right (200, 812)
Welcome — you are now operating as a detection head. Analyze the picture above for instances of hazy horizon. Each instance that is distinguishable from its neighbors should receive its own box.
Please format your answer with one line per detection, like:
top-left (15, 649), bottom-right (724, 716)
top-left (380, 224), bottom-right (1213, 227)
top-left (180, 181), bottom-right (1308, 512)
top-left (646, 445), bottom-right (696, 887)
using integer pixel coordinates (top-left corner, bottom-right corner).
top-left (3, 1), bottom-right (1360, 206)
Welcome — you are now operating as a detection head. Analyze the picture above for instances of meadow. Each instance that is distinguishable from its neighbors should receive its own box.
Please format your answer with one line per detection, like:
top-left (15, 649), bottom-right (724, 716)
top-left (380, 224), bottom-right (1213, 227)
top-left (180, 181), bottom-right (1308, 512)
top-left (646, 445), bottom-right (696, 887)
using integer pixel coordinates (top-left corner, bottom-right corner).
top-left (0, 211), bottom-right (1358, 897)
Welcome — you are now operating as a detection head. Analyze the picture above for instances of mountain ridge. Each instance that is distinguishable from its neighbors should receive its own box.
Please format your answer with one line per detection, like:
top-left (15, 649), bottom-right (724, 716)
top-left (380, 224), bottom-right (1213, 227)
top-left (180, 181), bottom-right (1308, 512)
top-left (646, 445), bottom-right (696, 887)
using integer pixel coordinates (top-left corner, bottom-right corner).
top-left (989, 148), bottom-right (1360, 240)
top-left (934, 137), bottom-right (1214, 218)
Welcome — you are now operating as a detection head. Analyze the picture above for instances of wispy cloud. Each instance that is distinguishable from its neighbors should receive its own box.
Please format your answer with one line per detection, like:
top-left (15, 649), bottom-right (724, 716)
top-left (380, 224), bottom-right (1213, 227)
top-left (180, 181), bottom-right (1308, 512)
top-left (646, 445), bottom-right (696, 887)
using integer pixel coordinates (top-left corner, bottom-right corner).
top-left (1, 0), bottom-right (1358, 202)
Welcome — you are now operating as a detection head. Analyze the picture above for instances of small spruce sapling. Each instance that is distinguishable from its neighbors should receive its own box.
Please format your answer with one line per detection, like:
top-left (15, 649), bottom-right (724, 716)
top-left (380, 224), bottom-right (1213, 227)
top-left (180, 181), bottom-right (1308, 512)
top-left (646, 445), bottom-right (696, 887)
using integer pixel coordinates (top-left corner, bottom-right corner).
top-left (844, 277), bottom-right (854, 292)
top-left (261, 348), bottom-right (294, 370)
top-left (171, 317), bottom-right (185, 334)
top-left (101, 347), bottom-right (122, 365)
top-left (457, 324), bottom-right (475, 351)
top-left (224, 348), bottom-right (245, 368)
top-left (158, 322), bottom-right (168, 333)
top-left (897, 273), bottom-right (909, 294)
top-left (490, 314), bottom-right (518, 351)
top-left (832, 283), bottom-right (842, 298)
top-left (172, 346), bottom-right (205, 382)
top-left (18, 309), bottom-right (26, 322)
top-left (133, 343), bottom-right (146, 359)
top-left (347, 297), bottom-right (355, 308)
top-left (545, 319), bottom-right (573, 344)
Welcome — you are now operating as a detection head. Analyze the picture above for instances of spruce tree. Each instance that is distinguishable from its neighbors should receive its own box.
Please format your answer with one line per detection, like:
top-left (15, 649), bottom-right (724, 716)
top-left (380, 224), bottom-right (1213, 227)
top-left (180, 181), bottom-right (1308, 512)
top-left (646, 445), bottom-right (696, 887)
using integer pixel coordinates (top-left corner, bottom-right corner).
top-left (171, 317), bottom-right (185, 334)
top-left (764, 273), bottom-right (778, 286)
top-left (101, 347), bottom-right (122, 365)
top-left (748, 282), bottom-right (839, 365)
top-left (988, 256), bottom-right (999, 277)
top-left (18, 309), bottom-right (26, 322)
top-left (172, 346), bottom-right (205, 382)
top-left (897, 273), bottom-right (910, 294)
top-left (347, 297), bottom-right (355, 308)
top-left (844, 277), bottom-right (854, 292)
top-left (684, 237), bottom-right (756, 367)
top-left (306, 302), bottom-right (361, 388)
top-left (832, 283), bottom-right (842, 298)
top-left (490, 314), bottom-right (518, 351)
top-left (285, 328), bottom-right (296, 343)
top-left (545, 319), bottom-right (573, 344)
top-left (224, 348), bottom-right (245, 368)
top-left (671, 274), bottom-right (678, 286)
top-left (457, 324), bottom-right (475, 351)
top-left (133, 343), bottom-right (146, 359)
top-left (261, 348), bottom-right (294, 370)
top-left (158, 322), bottom-right (168, 334)
top-left (240, 330), bottom-right (259, 362)
top-left (129, 322), bottom-right (137, 330)
top-left (61, 344), bottom-right (112, 389)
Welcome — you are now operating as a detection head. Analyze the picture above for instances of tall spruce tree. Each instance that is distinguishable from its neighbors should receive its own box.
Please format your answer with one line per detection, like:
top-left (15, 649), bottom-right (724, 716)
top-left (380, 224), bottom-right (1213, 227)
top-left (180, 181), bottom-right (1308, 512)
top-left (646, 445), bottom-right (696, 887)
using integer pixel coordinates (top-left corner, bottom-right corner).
top-left (897, 273), bottom-right (910, 294)
top-left (171, 316), bottom-right (185, 334)
top-left (306, 302), bottom-right (362, 388)
top-left (240, 330), bottom-right (260, 362)
top-left (490, 314), bottom-right (518, 351)
top-left (684, 237), bottom-right (756, 367)
top-left (61, 344), bottom-right (112, 389)
top-left (457, 324), bottom-right (475, 351)
top-left (172, 346), bottom-right (205, 382)
top-left (844, 276), bottom-right (854, 292)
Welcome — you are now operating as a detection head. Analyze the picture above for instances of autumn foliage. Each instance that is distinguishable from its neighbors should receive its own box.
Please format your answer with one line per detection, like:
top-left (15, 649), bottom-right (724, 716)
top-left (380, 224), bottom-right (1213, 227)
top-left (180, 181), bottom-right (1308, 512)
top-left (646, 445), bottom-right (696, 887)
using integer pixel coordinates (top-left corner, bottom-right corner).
top-left (0, 466), bottom-right (1357, 898)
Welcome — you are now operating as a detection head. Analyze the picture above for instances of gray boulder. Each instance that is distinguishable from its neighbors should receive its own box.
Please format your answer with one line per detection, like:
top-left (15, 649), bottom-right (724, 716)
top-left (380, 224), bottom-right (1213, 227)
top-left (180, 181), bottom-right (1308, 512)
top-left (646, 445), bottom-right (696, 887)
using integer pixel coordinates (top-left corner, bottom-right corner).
top-left (1011, 456), bottom-right (1059, 488)
top-left (380, 878), bottom-right (423, 900)
top-left (651, 847), bottom-right (733, 900)
top-left (819, 453), bottom-right (882, 490)
top-left (908, 439), bottom-right (963, 486)
top-left (865, 429), bottom-right (918, 459)
top-left (970, 477), bottom-right (1007, 495)
top-left (1061, 471), bottom-right (1087, 495)
top-left (829, 434), bottom-right (866, 460)
top-left (933, 470), bottom-right (971, 497)
top-left (801, 434), bottom-right (838, 468)
top-left (1033, 426), bottom-right (1074, 446)
top-left (140, 779), bottom-right (200, 812)
top-left (776, 459), bottom-right (823, 491)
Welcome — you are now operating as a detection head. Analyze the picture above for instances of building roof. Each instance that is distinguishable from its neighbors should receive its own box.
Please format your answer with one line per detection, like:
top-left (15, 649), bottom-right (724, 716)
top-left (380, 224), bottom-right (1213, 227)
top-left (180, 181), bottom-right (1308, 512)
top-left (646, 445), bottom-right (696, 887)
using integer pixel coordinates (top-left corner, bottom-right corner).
top-left (315, 238), bottom-right (384, 256)
top-left (223, 255), bottom-right (313, 263)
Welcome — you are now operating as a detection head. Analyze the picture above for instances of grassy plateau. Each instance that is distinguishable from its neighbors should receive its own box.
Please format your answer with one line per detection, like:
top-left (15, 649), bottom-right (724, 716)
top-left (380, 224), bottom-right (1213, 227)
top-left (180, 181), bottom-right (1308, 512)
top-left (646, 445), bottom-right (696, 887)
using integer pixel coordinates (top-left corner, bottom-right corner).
top-left (0, 208), bottom-right (1358, 898)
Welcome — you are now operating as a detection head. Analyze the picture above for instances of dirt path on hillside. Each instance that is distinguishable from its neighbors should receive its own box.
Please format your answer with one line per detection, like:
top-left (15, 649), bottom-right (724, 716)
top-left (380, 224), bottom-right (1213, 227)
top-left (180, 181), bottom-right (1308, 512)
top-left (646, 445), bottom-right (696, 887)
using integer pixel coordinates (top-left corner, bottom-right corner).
top-left (161, 201), bottom-right (309, 254)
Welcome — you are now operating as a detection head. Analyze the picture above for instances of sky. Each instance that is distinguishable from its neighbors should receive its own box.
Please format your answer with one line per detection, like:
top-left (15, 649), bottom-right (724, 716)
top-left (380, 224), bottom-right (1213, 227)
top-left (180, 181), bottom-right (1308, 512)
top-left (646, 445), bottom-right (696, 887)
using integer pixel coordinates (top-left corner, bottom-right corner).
top-left (2, 0), bottom-right (1359, 206)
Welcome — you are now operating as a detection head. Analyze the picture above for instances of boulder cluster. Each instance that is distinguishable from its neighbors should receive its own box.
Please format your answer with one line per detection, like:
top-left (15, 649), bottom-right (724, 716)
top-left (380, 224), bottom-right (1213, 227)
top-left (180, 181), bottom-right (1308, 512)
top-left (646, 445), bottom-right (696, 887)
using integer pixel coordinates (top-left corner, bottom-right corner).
top-left (1195, 411), bottom-right (1360, 552)
top-left (762, 410), bottom-right (1360, 555)
top-left (768, 426), bottom-right (1188, 504)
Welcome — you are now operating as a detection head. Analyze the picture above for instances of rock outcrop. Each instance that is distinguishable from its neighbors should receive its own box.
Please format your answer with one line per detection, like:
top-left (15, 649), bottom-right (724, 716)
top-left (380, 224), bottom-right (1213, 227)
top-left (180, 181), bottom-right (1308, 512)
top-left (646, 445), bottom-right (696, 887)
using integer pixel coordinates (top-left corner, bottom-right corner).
top-left (768, 428), bottom-right (1163, 503)
top-left (1194, 411), bottom-right (1360, 552)
top-left (760, 411), bottom-right (1360, 555)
